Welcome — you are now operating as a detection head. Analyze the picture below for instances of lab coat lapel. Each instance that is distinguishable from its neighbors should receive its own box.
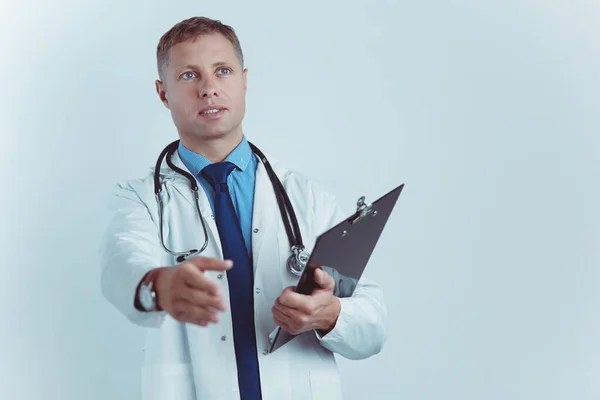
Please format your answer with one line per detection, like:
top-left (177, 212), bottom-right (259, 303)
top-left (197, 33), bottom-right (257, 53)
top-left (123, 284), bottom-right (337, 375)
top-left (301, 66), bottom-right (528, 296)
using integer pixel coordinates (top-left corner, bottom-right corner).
top-left (251, 159), bottom-right (279, 273)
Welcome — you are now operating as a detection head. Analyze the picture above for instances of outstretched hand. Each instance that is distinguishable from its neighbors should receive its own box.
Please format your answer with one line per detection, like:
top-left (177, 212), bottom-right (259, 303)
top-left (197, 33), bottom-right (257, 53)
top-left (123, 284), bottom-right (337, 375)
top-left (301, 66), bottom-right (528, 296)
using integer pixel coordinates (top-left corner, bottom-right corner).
top-left (155, 256), bottom-right (232, 326)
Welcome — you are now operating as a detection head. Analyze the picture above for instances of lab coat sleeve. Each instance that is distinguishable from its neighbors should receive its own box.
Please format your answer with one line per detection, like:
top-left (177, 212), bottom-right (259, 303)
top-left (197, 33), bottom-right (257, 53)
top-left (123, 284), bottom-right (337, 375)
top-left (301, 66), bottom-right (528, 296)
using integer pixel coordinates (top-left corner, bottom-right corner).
top-left (314, 194), bottom-right (388, 360)
top-left (99, 180), bottom-right (168, 328)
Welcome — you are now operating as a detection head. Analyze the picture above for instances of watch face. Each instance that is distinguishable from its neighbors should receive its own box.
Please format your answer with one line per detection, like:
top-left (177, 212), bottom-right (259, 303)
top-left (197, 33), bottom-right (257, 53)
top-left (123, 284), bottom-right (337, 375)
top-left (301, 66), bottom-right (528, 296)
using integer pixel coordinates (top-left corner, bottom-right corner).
top-left (140, 285), bottom-right (155, 311)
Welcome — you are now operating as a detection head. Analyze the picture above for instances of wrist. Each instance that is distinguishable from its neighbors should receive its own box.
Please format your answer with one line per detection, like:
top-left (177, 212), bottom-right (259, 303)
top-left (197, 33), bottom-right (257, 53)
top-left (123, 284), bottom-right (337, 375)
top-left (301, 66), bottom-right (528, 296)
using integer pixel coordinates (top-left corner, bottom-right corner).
top-left (318, 297), bottom-right (341, 334)
top-left (135, 267), bottom-right (168, 312)
top-left (153, 267), bottom-right (169, 310)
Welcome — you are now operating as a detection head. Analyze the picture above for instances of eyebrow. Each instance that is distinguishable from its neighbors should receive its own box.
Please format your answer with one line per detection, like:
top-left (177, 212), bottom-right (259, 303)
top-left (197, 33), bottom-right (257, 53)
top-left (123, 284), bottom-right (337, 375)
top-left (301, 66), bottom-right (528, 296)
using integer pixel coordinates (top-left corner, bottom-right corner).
top-left (179, 61), bottom-right (232, 71)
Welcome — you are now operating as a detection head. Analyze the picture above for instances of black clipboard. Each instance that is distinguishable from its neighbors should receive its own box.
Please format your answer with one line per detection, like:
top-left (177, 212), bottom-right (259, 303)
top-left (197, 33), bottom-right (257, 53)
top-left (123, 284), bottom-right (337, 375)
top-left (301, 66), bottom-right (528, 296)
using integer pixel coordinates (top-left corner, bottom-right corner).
top-left (268, 183), bottom-right (405, 353)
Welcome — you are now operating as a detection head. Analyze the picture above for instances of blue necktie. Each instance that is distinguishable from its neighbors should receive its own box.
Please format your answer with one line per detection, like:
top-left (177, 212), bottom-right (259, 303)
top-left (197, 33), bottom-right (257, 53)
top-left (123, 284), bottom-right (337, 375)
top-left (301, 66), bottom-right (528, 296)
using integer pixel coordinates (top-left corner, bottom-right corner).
top-left (202, 162), bottom-right (262, 400)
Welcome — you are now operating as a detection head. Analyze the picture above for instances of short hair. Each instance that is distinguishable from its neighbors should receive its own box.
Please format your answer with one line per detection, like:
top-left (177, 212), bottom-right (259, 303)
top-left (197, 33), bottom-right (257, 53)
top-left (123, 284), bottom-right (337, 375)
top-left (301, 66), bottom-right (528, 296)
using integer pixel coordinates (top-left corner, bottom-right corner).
top-left (156, 16), bottom-right (244, 80)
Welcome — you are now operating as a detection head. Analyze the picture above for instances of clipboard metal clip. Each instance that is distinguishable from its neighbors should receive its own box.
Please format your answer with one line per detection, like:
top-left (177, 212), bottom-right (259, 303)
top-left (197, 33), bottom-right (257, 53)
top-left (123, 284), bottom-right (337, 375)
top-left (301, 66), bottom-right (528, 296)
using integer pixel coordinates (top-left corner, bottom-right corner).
top-left (350, 196), bottom-right (375, 224)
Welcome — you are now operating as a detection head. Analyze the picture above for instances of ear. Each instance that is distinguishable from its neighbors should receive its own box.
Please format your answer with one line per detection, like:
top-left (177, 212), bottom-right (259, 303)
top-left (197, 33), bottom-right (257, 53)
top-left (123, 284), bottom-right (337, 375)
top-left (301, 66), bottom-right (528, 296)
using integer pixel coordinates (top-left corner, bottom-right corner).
top-left (242, 68), bottom-right (248, 93)
top-left (155, 80), bottom-right (170, 109)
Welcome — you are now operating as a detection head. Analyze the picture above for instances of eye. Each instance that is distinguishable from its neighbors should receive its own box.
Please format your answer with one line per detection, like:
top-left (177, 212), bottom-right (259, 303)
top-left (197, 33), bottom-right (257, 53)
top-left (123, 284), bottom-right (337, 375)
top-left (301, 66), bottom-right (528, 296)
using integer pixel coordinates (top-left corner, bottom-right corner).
top-left (182, 71), bottom-right (197, 80)
top-left (217, 67), bottom-right (231, 75)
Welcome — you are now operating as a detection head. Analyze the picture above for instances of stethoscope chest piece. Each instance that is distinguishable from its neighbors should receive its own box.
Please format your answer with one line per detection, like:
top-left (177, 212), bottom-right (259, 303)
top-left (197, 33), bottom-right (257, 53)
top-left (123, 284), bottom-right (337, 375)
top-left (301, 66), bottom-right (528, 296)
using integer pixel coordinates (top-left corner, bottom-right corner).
top-left (287, 246), bottom-right (310, 276)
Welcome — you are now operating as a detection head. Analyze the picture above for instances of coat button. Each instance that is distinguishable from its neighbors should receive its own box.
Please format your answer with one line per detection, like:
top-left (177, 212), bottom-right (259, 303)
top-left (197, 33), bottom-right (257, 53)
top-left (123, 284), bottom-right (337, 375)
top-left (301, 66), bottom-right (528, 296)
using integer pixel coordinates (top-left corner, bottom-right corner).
top-left (253, 228), bottom-right (259, 233)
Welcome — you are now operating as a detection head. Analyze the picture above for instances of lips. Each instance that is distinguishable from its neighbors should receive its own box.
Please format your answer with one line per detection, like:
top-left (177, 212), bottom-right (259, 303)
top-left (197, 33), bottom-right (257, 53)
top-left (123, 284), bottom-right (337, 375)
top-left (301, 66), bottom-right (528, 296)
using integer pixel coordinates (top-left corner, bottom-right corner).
top-left (199, 105), bottom-right (226, 115)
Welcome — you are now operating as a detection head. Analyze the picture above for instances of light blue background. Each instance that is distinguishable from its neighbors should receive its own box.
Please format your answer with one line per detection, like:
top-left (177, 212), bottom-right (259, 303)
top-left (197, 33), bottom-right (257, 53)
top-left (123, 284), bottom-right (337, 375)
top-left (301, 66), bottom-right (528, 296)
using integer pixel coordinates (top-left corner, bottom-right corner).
top-left (1, 0), bottom-right (599, 399)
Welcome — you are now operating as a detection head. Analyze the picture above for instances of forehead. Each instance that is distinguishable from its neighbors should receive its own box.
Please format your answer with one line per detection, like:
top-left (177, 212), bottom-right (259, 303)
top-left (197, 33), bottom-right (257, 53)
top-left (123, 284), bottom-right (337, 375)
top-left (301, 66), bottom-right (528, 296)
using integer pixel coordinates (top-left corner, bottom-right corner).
top-left (167, 33), bottom-right (238, 69)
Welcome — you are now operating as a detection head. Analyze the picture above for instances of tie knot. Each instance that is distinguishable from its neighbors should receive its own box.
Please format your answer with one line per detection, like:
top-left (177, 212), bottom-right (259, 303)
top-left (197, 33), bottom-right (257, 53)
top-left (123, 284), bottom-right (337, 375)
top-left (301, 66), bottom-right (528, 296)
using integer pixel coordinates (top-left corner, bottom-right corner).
top-left (202, 162), bottom-right (236, 189)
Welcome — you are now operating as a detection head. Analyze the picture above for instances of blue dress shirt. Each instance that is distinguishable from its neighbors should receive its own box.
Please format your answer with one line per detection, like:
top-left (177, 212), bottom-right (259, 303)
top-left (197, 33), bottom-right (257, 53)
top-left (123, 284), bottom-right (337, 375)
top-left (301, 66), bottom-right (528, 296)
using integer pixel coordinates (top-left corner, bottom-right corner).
top-left (177, 136), bottom-right (258, 257)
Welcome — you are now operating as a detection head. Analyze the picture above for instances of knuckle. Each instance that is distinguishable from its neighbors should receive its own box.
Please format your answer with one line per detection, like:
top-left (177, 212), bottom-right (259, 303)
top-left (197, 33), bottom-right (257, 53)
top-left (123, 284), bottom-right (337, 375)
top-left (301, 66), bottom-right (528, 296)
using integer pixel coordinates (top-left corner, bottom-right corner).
top-left (173, 289), bottom-right (185, 300)
top-left (195, 293), bottom-right (209, 307)
top-left (167, 276), bottom-right (178, 290)
top-left (173, 270), bottom-right (186, 284)
top-left (192, 290), bottom-right (204, 302)
top-left (182, 264), bottom-right (196, 275)
top-left (174, 311), bottom-right (186, 322)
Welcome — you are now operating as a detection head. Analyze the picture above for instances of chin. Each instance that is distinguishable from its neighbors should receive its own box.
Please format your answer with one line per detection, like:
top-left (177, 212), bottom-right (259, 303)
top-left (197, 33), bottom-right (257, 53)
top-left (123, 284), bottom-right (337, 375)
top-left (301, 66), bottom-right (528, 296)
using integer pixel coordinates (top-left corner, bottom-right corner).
top-left (185, 128), bottom-right (232, 142)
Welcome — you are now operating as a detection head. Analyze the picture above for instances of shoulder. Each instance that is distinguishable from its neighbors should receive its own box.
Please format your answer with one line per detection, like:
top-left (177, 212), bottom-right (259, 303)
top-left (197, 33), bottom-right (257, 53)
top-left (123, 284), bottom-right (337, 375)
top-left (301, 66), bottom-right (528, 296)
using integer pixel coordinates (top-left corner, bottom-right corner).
top-left (268, 157), bottom-right (341, 216)
top-left (114, 169), bottom-right (154, 194)
top-left (107, 166), bottom-right (157, 209)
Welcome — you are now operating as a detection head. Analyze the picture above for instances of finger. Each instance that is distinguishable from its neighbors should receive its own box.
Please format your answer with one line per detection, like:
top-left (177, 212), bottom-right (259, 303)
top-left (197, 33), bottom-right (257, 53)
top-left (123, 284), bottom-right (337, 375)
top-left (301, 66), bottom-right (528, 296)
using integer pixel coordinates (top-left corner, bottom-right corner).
top-left (178, 312), bottom-right (212, 327)
top-left (187, 256), bottom-right (233, 272)
top-left (314, 268), bottom-right (335, 290)
top-left (178, 287), bottom-right (227, 312)
top-left (273, 313), bottom-right (294, 333)
top-left (281, 286), bottom-right (296, 295)
top-left (182, 268), bottom-right (222, 296)
top-left (273, 312), bottom-right (303, 335)
top-left (273, 302), bottom-right (310, 331)
top-left (273, 314), bottom-right (288, 329)
top-left (278, 290), bottom-right (314, 313)
top-left (272, 301), bottom-right (297, 320)
top-left (188, 309), bottom-right (220, 325)
top-left (172, 300), bottom-right (221, 325)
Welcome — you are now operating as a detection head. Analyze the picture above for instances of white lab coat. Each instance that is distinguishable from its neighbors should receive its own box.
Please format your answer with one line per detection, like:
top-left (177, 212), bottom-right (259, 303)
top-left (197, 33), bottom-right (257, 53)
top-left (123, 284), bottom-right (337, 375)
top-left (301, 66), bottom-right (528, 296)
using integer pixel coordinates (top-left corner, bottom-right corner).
top-left (99, 150), bottom-right (387, 400)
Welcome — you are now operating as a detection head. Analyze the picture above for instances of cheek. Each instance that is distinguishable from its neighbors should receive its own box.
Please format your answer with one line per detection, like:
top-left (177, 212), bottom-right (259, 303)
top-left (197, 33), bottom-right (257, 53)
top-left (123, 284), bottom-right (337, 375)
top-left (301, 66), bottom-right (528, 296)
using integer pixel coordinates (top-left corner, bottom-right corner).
top-left (227, 82), bottom-right (246, 111)
top-left (232, 95), bottom-right (246, 121)
top-left (168, 88), bottom-right (197, 110)
top-left (234, 97), bottom-right (246, 117)
top-left (171, 105), bottom-right (194, 124)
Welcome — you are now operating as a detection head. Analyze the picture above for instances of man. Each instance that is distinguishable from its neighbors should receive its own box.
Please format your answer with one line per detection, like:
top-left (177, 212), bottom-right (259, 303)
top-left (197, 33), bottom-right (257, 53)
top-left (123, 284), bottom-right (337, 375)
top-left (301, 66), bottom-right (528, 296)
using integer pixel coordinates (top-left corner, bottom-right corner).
top-left (99, 16), bottom-right (387, 400)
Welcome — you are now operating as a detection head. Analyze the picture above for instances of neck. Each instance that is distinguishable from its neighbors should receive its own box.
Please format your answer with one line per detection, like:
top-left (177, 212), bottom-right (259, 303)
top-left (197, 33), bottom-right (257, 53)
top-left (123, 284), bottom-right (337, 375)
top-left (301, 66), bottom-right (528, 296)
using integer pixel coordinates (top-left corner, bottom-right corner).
top-left (180, 131), bottom-right (243, 163)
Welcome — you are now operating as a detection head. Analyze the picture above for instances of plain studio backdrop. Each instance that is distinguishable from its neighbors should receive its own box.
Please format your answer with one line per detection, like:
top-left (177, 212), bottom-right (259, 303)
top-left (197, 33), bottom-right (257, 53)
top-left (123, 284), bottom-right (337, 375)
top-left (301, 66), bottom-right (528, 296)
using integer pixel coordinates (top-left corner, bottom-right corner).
top-left (1, 0), bottom-right (599, 399)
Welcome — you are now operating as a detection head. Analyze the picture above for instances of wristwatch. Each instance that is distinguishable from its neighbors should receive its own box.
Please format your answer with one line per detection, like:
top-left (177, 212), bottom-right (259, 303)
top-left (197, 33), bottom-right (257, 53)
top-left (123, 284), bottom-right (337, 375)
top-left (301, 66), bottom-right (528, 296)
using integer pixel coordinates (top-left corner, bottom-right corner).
top-left (138, 268), bottom-right (163, 312)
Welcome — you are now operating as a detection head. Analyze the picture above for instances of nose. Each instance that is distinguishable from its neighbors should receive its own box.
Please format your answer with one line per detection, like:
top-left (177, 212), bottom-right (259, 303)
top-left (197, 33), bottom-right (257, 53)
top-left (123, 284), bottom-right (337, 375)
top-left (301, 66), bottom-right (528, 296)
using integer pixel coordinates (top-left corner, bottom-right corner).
top-left (199, 77), bottom-right (219, 98)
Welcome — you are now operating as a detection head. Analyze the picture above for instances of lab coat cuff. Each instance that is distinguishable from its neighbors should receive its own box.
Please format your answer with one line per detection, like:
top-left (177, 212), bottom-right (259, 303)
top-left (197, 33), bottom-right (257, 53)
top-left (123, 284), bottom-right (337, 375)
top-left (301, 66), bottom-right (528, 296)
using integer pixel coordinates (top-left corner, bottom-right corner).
top-left (314, 297), bottom-right (348, 343)
top-left (127, 267), bottom-right (168, 328)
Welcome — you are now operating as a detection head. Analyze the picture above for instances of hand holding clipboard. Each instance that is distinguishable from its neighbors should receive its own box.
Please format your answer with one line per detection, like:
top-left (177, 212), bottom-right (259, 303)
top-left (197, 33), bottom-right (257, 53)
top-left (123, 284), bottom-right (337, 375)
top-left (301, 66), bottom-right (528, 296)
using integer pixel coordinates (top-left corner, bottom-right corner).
top-left (269, 183), bottom-right (405, 353)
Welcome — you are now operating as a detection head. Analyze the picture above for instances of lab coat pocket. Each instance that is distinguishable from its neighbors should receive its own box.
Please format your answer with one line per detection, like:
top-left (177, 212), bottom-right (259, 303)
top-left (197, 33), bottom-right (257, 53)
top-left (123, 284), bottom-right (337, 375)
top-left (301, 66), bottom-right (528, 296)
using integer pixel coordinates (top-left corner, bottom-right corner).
top-left (309, 368), bottom-right (343, 400)
top-left (141, 363), bottom-right (195, 400)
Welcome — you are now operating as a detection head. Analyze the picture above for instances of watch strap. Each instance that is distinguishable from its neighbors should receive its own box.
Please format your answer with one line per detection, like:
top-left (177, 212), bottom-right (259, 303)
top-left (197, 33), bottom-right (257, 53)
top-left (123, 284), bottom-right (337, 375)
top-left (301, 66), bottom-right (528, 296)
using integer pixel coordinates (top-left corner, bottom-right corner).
top-left (136, 267), bottom-right (166, 311)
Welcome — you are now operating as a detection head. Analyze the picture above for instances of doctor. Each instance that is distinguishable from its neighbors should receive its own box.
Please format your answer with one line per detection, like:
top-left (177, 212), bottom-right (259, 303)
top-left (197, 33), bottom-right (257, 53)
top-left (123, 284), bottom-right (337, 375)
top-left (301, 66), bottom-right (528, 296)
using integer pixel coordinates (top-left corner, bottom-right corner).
top-left (99, 16), bottom-right (387, 400)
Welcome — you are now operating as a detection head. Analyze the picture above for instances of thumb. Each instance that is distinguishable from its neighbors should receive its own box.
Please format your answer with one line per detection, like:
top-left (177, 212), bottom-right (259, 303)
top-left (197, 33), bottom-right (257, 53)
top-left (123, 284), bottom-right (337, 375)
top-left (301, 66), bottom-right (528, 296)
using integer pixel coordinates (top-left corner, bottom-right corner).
top-left (314, 268), bottom-right (334, 290)
top-left (187, 256), bottom-right (233, 272)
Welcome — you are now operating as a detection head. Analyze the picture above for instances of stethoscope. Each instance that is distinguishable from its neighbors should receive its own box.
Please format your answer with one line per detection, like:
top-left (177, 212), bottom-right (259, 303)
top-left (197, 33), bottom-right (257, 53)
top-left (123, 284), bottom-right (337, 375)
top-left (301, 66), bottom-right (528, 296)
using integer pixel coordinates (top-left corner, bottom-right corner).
top-left (153, 139), bottom-right (311, 276)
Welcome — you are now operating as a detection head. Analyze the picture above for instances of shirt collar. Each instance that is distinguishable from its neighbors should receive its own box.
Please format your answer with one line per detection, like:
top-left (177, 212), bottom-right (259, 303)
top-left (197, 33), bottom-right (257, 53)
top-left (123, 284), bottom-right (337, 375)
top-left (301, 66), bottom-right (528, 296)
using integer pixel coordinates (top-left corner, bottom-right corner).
top-left (177, 135), bottom-right (253, 178)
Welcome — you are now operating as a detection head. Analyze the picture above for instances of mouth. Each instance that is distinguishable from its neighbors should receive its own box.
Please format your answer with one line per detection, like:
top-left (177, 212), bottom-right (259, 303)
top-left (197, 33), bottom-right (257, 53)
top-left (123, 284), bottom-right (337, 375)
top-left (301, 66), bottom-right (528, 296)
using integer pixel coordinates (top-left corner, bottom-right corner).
top-left (199, 106), bottom-right (226, 118)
